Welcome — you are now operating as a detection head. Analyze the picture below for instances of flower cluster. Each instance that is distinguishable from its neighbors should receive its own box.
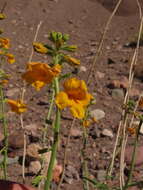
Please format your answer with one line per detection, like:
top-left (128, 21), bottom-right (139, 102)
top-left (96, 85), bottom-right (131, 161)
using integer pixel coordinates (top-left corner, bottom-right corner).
top-left (0, 37), bottom-right (15, 64)
top-left (0, 16), bottom-right (15, 88)
top-left (7, 31), bottom-right (92, 120)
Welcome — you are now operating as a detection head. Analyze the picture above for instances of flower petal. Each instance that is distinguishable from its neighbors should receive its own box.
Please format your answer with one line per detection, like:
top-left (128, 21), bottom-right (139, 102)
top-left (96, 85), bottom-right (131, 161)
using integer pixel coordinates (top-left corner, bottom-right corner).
top-left (55, 92), bottom-right (71, 109)
top-left (32, 81), bottom-right (45, 91)
top-left (69, 103), bottom-right (85, 119)
top-left (7, 99), bottom-right (27, 114)
top-left (22, 62), bottom-right (61, 90)
top-left (64, 55), bottom-right (80, 65)
top-left (77, 92), bottom-right (93, 107)
top-left (6, 53), bottom-right (15, 64)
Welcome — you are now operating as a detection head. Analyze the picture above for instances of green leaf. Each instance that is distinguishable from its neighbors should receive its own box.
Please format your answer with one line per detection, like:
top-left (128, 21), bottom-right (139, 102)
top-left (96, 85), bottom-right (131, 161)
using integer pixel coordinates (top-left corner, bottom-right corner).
top-left (59, 73), bottom-right (72, 81)
top-left (62, 34), bottom-right (69, 42)
top-left (83, 177), bottom-right (110, 190)
top-left (61, 45), bottom-right (77, 52)
top-left (32, 175), bottom-right (45, 186)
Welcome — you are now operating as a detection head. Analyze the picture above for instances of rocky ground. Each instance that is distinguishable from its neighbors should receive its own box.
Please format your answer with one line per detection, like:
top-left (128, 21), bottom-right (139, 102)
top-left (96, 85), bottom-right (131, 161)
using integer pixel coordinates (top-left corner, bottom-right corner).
top-left (0, 0), bottom-right (143, 190)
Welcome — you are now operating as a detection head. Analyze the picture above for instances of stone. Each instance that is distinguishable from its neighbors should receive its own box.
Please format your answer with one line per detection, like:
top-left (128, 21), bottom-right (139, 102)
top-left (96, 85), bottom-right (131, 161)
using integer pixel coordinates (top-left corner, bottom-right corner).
top-left (0, 156), bottom-right (19, 165)
top-left (66, 165), bottom-right (79, 180)
top-left (29, 161), bottom-right (41, 174)
top-left (25, 123), bottom-right (40, 141)
top-left (97, 170), bottom-right (106, 182)
top-left (90, 109), bottom-right (105, 121)
top-left (70, 128), bottom-right (82, 138)
top-left (8, 131), bottom-right (26, 149)
top-left (64, 176), bottom-right (73, 184)
top-left (6, 88), bottom-right (19, 97)
top-left (64, 165), bottom-right (79, 184)
top-left (111, 89), bottom-right (124, 99)
top-left (96, 71), bottom-right (105, 79)
top-left (108, 77), bottom-right (129, 89)
top-left (125, 146), bottom-right (143, 166)
top-left (27, 144), bottom-right (41, 159)
top-left (79, 66), bottom-right (87, 73)
top-left (101, 129), bottom-right (114, 138)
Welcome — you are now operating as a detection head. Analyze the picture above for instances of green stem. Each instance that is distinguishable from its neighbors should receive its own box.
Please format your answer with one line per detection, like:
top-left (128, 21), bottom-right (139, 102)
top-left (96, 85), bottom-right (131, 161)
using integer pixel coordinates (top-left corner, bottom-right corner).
top-left (44, 77), bottom-right (60, 190)
top-left (82, 126), bottom-right (89, 190)
top-left (0, 85), bottom-right (8, 179)
top-left (43, 87), bottom-right (55, 144)
top-left (123, 120), bottom-right (143, 190)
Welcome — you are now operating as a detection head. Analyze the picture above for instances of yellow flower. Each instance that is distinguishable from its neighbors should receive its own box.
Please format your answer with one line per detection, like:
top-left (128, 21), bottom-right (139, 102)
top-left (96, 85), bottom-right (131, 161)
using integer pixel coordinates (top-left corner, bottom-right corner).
top-left (64, 55), bottom-right (80, 65)
top-left (56, 78), bottom-right (92, 119)
top-left (0, 13), bottom-right (6, 20)
top-left (7, 99), bottom-right (27, 114)
top-left (33, 42), bottom-right (48, 54)
top-left (6, 53), bottom-right (15, 64)
top-left (82, 120), bottom-right (92, 127)
top-left (22, 62), bottom-right (61, 91)
top-left (0, 79), bottom-right (8, 86)
top-left (0, 37), bottom-right (10, 49)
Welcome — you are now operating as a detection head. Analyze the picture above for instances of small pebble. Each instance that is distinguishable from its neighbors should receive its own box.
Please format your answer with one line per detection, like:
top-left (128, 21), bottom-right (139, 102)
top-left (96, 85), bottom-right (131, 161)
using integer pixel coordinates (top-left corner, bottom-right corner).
top-left (29, 160), bottom-right (41, 174)
top-left (90, 109), bottom-right (105, 120)
top-left (70, 128), bottom-right (82, 138)
top-left (27, 143), bottom-right (41, 159)
top-left (6, 88), bottom-right (19, 97)
top-left (101, 129), bottom-right (114, 138)
top-left (97, 170), bottom-right (106, 181)
top-left (125, 146), bottom-right (143, 166)
top-left (112, 88), bottom-right (124, 99)
top-left (79, 66), bottom-right (87, 73)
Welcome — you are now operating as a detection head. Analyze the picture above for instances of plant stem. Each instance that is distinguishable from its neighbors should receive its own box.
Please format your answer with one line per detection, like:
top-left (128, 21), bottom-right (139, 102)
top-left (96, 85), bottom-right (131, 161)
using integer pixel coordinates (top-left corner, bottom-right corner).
top-left (44, 77), bottom-right (60, 190)
top-left (57, 118), bottom-right (76, 190)
top-left (43, 87), bottom-right (55, 144)
top-left (123, 120), bottom-right (143, 190)
top-left (82, 126), bottom-right (89, 190)
top-left (0, 85), bottom-right (8, 179)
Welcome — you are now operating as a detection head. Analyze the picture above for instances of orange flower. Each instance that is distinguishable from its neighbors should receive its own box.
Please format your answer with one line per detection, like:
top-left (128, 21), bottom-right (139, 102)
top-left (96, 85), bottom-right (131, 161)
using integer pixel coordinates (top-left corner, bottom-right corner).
top-left (6, 53), bottom-right (15, 64)
top-left (22, 62), bottom-right (61, 91)
top-left (0, 79), bottom-right (8, 86)
top-left (82, 120), bottom-right (92, 127)
top-left (0, 37), bottom-right (10, 49)
top-left (56, 78), bottom-right (92, 119)
top-left (7, 99), bottom-right (27, 114)
top-left (127, 127), bottom-right (136, 136)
